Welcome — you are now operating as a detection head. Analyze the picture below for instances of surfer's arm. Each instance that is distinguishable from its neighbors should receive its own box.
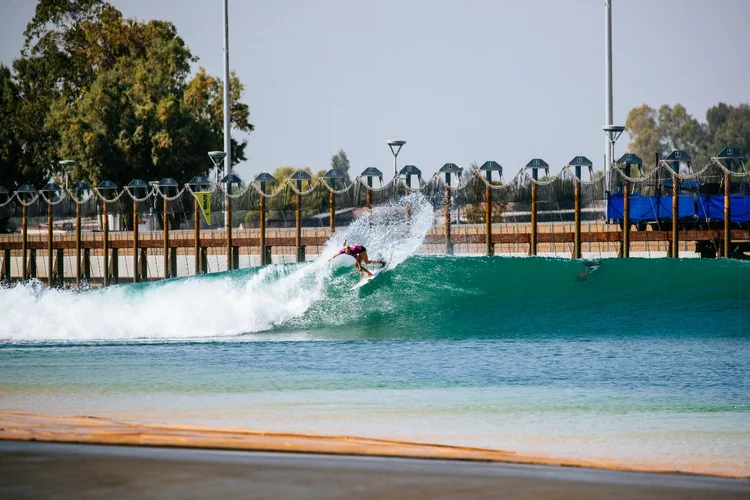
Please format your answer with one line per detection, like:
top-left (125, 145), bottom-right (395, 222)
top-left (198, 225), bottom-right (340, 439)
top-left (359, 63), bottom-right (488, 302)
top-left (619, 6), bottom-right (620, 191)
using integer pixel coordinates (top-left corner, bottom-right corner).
top-left (328, 249), bottom-right (344, 262)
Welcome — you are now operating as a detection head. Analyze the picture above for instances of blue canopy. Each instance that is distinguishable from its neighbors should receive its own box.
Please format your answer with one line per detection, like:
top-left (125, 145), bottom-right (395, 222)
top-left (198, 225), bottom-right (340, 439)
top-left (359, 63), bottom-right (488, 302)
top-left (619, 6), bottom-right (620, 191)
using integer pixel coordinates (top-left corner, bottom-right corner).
top-left (607, 193), bottom-right (696, 222)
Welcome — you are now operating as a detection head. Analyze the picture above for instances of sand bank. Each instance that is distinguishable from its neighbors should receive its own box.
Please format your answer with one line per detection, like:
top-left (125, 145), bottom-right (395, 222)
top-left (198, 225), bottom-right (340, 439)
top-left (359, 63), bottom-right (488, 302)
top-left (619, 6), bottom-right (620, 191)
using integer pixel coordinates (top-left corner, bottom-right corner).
top-left (1, 412), bottom-right (748, 480)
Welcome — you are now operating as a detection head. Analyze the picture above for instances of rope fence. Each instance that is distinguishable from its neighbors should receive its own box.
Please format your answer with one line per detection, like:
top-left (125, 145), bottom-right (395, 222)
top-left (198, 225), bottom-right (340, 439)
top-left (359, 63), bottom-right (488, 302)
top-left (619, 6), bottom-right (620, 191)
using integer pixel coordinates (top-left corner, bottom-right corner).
top-left (1, 155), bottom-right (748, 286)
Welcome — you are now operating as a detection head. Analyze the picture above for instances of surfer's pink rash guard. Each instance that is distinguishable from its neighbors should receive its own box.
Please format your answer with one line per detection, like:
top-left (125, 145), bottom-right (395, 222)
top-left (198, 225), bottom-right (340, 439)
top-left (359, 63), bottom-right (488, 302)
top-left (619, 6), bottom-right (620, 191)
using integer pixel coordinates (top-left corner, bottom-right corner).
top-left (338, 245), bottom-right (366, 257)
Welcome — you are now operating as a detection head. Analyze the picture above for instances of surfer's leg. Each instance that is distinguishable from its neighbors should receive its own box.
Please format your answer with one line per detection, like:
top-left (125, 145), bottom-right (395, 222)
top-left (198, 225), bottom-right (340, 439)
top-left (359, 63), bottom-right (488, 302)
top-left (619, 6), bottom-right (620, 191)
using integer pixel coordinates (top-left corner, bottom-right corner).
top-left (361, 252), bottom-right (386, 268)
top-left (356, 256), bottom-right (373, 277)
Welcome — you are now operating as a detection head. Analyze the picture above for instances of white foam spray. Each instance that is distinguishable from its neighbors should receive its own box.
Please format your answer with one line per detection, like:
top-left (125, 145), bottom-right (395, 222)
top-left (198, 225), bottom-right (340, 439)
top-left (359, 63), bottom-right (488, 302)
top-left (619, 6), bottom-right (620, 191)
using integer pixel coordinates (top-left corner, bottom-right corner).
top-left (0, 193), bottom-right (434, 341)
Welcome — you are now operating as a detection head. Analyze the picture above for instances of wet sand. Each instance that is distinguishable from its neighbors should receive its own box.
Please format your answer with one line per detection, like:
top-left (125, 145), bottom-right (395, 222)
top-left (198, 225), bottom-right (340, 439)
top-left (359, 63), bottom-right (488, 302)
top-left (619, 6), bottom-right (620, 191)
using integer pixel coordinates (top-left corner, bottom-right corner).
top-left (1, 412), bottom-right (749, 498)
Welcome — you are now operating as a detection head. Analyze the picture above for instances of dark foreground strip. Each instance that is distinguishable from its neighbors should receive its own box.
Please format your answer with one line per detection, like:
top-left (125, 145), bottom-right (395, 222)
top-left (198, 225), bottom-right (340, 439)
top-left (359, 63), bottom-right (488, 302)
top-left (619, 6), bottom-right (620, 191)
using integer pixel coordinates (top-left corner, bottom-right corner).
top-left (1, 441), bottom-right (749, 500)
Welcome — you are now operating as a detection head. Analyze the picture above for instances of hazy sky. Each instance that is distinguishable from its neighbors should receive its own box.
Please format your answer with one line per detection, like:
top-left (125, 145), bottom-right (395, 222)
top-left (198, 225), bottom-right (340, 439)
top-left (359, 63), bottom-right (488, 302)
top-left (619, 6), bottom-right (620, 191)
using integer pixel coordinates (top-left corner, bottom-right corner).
top-left (1, 0), bottom-right (748, 182)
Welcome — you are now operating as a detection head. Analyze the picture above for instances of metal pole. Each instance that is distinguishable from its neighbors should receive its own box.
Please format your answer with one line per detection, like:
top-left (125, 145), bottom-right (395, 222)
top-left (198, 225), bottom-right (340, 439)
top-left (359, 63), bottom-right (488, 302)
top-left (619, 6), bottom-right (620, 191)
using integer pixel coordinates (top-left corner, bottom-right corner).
top-left (366, 177), bottom-right (373, 211)
top-left (55, 248), bottom-right (63, 284)
top-left (163, 194), bottom-right (169, 278)
top-left (296, 190), bottom-right (302, 262)
top-left (84, 248), bottom-right (91, 280)
top-left (3, 249), bottom-right (10, 281)
top-left (672, 174), bottom-right (679, 258)
top-left (133, 200), bottom-right (139, 282)
top-left (329, 191), bottom-right (335, 233)
top-left (485, 178), bottom-right (492, 256)
top-left (112, 247), bottom-right (119, 284)
top-left (573, 176), bottom-right (581, 259)
top-left (225, 190), bottom-right (232, 270)
top-left (259, 186), bottom-right (266, 265)
top-left (530, 182), bottom-right (537, 256)
top-left (223, 0), bottom-right (232, 232)
top-left (22, 205), bottom-right (27, 281)
top-left (404, 177), bottom-right (411, 225)
top-left (605, 0), bottom-right (614, 175)
top-left (103, 201), bottom-right (109, 286)
top-left (724, 171), bottom-right (731, 258)
top-left (47, 201), bottom-right (53, 287)
top-left (76, 202), bottom-right (81, 285)
top-left (223, 0), bottom-right (231, 179)
top-left (444, 186), bottom-right (452, 255)
top-left (622, 179), bottom-right (629, 258)
top-left (194, 197), bottom-right (200, 274)
top-left (140, 248), bottom-right (148, 281)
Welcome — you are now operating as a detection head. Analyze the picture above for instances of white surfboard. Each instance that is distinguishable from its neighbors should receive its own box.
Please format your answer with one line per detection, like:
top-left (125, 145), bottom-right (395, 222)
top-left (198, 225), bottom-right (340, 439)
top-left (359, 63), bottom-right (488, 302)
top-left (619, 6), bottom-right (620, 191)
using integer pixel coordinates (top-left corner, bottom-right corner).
top-left (352, 267), bottom-right (388, 290)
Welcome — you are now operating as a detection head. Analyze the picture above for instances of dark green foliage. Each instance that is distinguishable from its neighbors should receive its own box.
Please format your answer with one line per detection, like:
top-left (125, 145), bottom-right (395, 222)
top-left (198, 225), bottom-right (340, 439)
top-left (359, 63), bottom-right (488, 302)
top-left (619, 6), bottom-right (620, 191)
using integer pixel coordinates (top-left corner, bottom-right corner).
top-left (4, 0), bottom-right (253, 188)
top-left (625, 103), bottom-right (750, 170)
top-left (330, 149), bottom-right (352, 184)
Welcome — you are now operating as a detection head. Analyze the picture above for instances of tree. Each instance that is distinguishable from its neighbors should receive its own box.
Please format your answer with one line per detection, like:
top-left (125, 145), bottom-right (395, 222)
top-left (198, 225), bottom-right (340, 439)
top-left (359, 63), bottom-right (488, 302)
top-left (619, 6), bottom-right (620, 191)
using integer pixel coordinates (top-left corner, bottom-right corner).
top-left (0, 64), bottom-right (38, 190)
top-left (264, 166), bottom-right (326, 215)
top-left (657, 104), bottom-right (703, 160)
top-left (624, 102), bottom-right (750, 171)
top-left (6, 0), bottom-right (253, 187)
top-left (330, 149), bottom-right (352, 184)
top-left (624, 104), bottom-right (662, 168)
top-left (702, 103), bottom-right (750, 167)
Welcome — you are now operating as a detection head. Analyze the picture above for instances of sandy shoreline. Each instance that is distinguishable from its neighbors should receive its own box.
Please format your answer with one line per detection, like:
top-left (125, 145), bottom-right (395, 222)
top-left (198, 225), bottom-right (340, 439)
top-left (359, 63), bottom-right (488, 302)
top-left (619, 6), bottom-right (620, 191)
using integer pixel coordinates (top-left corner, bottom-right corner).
top-left (1, 412), bottom-right (747, 480)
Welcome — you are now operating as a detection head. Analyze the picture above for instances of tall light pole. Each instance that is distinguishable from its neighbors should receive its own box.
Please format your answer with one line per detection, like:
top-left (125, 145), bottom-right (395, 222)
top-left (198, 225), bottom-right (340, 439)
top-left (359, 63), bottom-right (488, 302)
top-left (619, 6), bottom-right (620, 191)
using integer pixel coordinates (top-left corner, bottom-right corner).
top-left (603, 125), bottom-right (624, 196)
top-left (604, 0), bottom-right (614, 175)
top-left (209, 151), bottom-right (228, 247)
top-left (223, 0), bottom-right (231, 180)
top-left (387, 140), bottom-right (406, 177)
top-left (209, 151), bottom-right (227, 186)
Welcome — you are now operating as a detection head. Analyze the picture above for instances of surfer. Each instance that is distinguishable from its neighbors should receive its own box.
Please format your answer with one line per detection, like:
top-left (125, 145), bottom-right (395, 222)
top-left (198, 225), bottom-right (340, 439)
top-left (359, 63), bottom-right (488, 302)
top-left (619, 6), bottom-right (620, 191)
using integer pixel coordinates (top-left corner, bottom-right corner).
top-left (576, 260), bottom-right (601, 280)
top-left (329, 242), bottom-right (386, 278)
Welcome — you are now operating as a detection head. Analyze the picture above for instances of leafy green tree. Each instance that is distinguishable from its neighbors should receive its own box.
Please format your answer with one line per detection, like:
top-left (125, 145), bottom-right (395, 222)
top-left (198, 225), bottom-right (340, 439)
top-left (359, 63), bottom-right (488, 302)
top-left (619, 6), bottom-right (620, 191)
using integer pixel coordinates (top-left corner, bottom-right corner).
top-left (657, 104), bottom-right (703, 161)
top-left (625, 102), bottom-right (749, 170)
top-left (0, 64), bottom-right (39, 190)
top-left (7, 0), bottom-right (253, 187)
top-left (330, 149), bottom-right (352, 184)
top-left (266, 166), bottom-right (326, 215)
top-left (702, 103), bottom-right (750, 168)
top-left (624, 104), bottom-right (662, 167)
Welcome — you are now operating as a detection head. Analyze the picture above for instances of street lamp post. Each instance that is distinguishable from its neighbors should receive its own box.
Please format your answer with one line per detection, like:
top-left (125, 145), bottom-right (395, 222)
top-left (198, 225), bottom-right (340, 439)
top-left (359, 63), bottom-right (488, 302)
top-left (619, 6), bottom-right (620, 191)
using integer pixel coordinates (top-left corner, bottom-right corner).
top-left (605, 0), bottom-right (615, 182)
top-left (209, 150), bottom-right (228, 231)
top-left (222, 0), bottom-right (231, 179)
top-left (387, 140), bottom-right (406, 178)
top-left (603, 125), bottom-right (625, 198)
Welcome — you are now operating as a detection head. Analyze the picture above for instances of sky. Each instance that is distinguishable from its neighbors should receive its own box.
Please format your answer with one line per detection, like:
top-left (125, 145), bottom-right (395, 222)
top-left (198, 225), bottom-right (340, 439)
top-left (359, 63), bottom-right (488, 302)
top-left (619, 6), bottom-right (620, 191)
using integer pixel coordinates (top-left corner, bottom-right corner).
top-left (1, 0), bottom-right (748, 182)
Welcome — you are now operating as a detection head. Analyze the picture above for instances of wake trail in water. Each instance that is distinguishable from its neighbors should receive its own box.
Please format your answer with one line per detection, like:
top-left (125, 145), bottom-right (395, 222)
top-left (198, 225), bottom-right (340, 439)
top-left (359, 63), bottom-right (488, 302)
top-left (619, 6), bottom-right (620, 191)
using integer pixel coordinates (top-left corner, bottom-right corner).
top-left (0, 194), bottom-right (435, 341)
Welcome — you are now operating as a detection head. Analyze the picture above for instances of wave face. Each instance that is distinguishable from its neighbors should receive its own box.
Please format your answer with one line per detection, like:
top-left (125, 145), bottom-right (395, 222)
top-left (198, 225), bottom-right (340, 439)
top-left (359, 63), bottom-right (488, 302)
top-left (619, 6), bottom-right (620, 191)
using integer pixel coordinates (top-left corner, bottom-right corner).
top-left (0, 193), bottom-right (434, 341)
top-left (2, 193), bottom-right (750, 341)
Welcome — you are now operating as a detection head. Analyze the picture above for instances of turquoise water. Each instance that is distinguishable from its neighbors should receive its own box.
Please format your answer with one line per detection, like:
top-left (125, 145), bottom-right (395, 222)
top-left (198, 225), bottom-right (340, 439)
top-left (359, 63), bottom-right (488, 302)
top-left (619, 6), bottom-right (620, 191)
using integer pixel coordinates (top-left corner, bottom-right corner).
top-left (1, 196), bottom-right (749, 475)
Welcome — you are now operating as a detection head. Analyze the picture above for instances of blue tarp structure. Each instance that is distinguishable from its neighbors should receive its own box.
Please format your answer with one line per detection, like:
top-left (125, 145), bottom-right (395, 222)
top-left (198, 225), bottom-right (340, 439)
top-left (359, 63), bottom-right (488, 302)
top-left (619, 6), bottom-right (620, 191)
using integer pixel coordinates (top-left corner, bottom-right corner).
top-left (607, 193), bottom-right (696, 222)
top-left (697, 195), bottom-right (750, 222)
